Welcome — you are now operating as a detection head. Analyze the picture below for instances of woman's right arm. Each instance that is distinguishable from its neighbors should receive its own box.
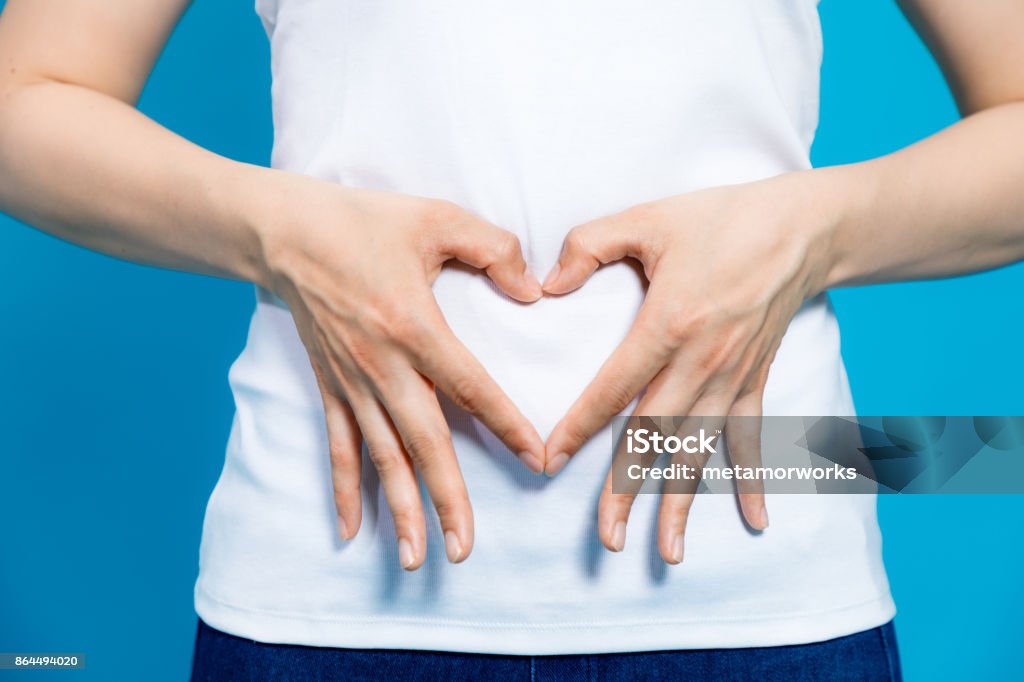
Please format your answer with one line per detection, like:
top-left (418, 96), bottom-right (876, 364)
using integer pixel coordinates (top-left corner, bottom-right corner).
top-left (0, 0), bottom-right (546, 570)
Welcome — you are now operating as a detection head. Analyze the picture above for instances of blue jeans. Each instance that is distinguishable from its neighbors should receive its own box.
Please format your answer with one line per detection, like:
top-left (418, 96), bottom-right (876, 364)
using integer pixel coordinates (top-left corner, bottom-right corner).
top-left (191, 619), bottom-right (901, 681)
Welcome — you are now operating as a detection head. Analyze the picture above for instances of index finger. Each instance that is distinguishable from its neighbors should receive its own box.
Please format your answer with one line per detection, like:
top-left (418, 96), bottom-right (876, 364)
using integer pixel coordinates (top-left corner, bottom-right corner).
top-left (544, 310), bottom-right (672, 476)
top-left (407, 310), bottom-right (546, 474)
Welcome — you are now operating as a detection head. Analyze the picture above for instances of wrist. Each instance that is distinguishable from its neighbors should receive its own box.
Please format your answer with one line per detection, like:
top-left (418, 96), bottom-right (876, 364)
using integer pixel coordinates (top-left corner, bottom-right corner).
top-left (772, 164), bottom-right (877, 297)
top-left (228, 162), bottom-right (308, 292)
top-left (802, 163), bottom-right (881, 292)
top-left (202, 160), bottom-right (275, 289)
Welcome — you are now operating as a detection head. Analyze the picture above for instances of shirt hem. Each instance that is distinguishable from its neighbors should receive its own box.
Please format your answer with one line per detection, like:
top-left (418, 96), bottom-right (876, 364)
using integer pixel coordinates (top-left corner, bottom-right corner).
top-left (194, 585), bottom-right (896, 655)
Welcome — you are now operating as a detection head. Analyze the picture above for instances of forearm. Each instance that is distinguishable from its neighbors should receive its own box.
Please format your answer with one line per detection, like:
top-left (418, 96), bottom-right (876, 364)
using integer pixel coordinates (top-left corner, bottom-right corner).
top-left (0, 79), bottom-right (274, 286)
top-left (814, 101), bottom-right (1024, 289)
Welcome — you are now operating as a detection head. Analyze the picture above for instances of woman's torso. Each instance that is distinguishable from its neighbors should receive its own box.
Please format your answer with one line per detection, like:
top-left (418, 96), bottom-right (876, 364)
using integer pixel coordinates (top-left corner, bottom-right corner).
top-left (194, 0), bottom-right (894, 653)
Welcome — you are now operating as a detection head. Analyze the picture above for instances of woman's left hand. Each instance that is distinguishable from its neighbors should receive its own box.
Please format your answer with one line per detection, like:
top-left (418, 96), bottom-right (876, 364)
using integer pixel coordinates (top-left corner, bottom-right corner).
top-left (541, 171), bottom-right (838, 564)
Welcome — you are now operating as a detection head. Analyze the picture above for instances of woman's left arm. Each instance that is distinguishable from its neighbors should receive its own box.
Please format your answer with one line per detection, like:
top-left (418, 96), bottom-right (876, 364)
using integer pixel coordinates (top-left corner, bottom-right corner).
top-left (540, 0), bottom-right (1024, 563)
top-left (822, 0), bottom-right (1024, 286)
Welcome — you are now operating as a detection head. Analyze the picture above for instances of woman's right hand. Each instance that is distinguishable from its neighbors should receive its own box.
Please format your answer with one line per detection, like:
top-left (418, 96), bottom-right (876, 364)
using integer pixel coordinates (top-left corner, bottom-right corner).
top-left (255, 172), bottom-right (546, 570)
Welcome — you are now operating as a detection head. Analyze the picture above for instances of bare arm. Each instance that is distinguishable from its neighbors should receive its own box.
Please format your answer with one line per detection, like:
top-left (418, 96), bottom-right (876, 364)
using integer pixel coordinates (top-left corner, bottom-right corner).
top-left (0, 0), bottom-right (269, 281)
top-left (0, 0), bottom-right (547, 570)
top-left (821, 0), bottom-right (1024, 287)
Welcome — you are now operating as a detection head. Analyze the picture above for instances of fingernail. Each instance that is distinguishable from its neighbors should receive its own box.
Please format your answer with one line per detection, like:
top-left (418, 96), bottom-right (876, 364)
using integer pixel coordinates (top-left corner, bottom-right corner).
top-left (525, 272), bottom-right (543, 299)
top-left (542, 263), bottom-right (562, 291)
top-left (444, 530), bottom-right (463, 563)
top-left (758, 506), bottom-right (770, 530)
top-left (520, 450), bottom-right (544, 475)
top-left (611, 521), bottom-right (627, 552)
top-left (545, 452), bottom-right (570, 477)
top-left (338, 515), bottom-right (350, 541)
top-left (671, 534), bottom-right (684, 564)
top-left (398, 537), bottom-right (416, 570)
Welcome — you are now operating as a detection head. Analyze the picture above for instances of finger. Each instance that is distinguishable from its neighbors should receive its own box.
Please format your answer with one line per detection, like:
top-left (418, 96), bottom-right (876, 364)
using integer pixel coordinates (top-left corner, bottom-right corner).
top-left (545, 311), bottom-right (670, 476)
top-left (656, 485), bottom-right (695, 565)
top-left (543, 211), bottom-right (655, 295)
top-left (408, 312), bottom-right (546, 474)
top-left (641, 372), bottom-right (717, 564)
top-left (655, 395), bottom-right (730, 564)
top-left (376, 367), bottom-right (474, 564)
top-left (726, 387), bottom-right (769, 531)
top-left (597, 466), bottom-right (635, 553)
top-left (596, 363), bottom-right (703, 554)
top-left (435, 210), bottom-right (542, 302)
top-left (314, 370), bottom-right (364, 541)
top-left (346, 385), bottom-right (428, 571)
top-left (618, 361), bottom-right (723, 564)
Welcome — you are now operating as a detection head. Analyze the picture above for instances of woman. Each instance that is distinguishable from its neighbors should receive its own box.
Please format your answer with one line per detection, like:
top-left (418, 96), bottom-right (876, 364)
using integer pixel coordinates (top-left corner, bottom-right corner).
top-left (1, 0), bottom-right (1022, 679)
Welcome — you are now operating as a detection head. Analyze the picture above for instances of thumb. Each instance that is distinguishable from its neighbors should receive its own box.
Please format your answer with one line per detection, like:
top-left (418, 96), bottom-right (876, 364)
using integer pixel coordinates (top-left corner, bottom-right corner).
top-left (437, 210), bottom-right (542, 302)
top-left (543, 214), bottom-right (651, 295)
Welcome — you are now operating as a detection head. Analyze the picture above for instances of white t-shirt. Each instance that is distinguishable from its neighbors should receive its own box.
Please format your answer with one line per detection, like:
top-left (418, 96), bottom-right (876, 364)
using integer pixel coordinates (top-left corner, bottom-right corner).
top-left (194, 0), bottom-right (895, 654)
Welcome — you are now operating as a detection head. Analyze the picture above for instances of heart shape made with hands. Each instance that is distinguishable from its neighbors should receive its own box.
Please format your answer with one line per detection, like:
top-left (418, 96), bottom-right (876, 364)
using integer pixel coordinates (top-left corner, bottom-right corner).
top-left (520, 182), bottom-right (808, 556)
top-left (323, 180), bottom-right (800, 567)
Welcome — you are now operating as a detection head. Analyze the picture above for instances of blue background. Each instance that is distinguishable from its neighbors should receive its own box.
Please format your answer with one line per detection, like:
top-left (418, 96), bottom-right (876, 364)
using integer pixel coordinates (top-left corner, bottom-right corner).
top-left (1, 1), bottom-right (1021, 680)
